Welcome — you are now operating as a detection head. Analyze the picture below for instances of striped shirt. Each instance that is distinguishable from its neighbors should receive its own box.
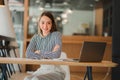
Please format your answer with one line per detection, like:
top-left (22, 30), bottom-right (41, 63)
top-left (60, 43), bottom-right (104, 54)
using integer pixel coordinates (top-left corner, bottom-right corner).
top-left (26, 31), bottom-right (62, 59)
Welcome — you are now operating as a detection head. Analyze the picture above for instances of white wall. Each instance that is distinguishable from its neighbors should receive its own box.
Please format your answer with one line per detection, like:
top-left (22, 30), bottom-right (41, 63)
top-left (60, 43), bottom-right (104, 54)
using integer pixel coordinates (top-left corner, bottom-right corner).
top-left (63, 10), bottom-right (95, 35)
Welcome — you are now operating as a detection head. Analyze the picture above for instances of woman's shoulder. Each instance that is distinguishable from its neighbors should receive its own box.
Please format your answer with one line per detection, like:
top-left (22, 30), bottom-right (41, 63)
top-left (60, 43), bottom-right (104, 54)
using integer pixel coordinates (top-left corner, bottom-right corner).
top-left (51, 31), bottom-right (62, 36)
top-left (31, 33), bottom-right (40, 39)
top-left (32, 33), bottom-right (38, 37)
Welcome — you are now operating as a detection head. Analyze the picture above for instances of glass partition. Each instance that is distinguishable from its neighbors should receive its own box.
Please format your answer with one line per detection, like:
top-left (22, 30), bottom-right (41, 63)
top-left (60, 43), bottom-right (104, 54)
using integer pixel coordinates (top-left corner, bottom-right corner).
top-left (27, 0), bottom-right (112, 37)
top-left (28, 0), bottom-right (99, 36)
top-left (8, 0), bottom-right (24, 57)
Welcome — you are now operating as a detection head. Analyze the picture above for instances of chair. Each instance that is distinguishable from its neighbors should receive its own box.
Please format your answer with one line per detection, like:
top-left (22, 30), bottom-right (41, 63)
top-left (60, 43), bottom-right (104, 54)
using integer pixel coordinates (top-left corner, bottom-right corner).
top-left (26, 52), bottom-right (71, 80)
top-left (59, 52), bottom-right (70, 80)
top-left (0, 40), bottom-right (21, 80)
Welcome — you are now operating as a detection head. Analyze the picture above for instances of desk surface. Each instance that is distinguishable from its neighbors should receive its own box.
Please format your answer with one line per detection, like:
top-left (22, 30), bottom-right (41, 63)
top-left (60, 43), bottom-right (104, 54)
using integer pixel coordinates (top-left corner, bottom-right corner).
top-left (0, 57), bottom-right (117, 67)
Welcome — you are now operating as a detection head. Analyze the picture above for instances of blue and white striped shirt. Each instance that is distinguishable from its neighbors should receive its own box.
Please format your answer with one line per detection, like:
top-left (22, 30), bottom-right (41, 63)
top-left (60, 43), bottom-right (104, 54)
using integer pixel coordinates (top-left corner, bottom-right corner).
top-left (26, 31), bottom-right (62, 59)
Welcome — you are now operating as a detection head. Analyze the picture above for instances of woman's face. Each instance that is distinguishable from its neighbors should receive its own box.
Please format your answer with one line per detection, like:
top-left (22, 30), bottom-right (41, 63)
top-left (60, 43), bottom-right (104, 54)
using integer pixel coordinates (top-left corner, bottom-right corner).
top-left (39, 16), bottom-right (52, 34)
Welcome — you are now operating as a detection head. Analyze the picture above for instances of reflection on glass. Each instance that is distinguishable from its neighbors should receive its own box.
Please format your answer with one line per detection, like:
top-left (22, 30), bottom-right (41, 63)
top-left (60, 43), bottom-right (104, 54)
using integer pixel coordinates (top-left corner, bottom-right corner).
top-left (8, 0), bottom-right (24, 40)
top-left (8, 0), bottom-right (24, 58)
top-left (28, 0), bottom-right (111, 36)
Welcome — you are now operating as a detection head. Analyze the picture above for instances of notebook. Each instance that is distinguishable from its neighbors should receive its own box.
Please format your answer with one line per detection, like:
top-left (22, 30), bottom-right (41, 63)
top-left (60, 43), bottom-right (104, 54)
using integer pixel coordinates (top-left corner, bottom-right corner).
top-left (63, 41), bottom-right (106, 62)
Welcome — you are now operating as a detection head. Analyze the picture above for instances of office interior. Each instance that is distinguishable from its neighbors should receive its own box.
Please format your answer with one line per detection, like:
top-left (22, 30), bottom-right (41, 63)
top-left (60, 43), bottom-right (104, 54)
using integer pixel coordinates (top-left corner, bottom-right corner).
top-left (0, 0), bottom-right (120, 80)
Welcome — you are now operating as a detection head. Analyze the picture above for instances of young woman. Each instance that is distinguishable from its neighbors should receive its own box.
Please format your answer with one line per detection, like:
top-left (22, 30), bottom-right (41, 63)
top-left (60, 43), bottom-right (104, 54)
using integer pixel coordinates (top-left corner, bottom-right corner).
top-left (24, 11), bottom-right (65, 80)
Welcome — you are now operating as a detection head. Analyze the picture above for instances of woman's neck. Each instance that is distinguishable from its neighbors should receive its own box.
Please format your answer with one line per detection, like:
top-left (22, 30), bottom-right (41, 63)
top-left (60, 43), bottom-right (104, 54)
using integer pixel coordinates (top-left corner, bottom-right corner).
top-left (42, 32), bottom-right (50, 37)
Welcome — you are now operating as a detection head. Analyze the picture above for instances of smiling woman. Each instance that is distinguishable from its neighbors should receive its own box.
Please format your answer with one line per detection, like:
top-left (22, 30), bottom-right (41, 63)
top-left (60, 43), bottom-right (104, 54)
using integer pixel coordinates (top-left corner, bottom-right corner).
top-left (20, 0), bottom-right (113, 75)
top-left (23, 11), bottom-right (66, 80)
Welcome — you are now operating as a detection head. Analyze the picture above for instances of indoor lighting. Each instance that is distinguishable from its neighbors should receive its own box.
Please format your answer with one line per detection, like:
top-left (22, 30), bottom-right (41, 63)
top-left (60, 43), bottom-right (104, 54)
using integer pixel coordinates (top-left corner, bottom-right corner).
top-left (0, 0), bottom-right (15, 40)
top-left (95, 0), bottom-right (99, 2)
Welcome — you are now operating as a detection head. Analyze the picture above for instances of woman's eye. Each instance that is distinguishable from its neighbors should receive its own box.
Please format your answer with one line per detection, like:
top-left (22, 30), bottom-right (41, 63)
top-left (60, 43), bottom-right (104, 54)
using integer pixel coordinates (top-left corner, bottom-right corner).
top-left (41, 22), bottom-right (44, 24)
top-left (47, 22), bottom-right (51, 25)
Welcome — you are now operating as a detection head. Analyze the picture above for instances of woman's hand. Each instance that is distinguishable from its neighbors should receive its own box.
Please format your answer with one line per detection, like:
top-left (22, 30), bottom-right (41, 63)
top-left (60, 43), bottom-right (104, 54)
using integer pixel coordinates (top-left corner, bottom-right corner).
top-left (34, 50), bottom-right (40, 54)
top-left (52, 44), bottom-right (60, 52)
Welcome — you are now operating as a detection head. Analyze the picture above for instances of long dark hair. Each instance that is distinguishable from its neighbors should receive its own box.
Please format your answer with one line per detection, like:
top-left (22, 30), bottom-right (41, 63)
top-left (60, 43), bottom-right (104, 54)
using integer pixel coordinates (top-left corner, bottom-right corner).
top-left (38, 11), bottom-right (57, 34)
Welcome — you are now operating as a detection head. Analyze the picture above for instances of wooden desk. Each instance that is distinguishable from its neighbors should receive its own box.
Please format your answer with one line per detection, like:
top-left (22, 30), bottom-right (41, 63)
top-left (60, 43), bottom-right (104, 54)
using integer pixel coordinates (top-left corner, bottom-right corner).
top-left (0, 57), bottom-right (117, 80)
top-left (24, 36), bottom-right (112, 72)
top-left (62, 36), bottom-right (112, 73)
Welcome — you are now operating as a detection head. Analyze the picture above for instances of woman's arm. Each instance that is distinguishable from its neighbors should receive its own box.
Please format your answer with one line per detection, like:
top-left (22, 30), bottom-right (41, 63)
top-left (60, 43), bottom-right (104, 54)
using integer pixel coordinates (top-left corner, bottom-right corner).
top-left (26, 34), bottom-right (40, 59)
top-left (37, 32), bottom-right (62, 59)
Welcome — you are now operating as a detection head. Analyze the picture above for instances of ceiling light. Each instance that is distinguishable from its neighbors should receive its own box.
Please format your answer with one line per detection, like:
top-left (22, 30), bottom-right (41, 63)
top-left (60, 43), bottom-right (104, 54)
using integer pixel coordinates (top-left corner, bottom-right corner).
top-left (32, 16), bottom-right (37, 22)
top-left (61, 13), bottom-right (67, 19)
top-left (62, 19), bottom-right (68, 24)
top-left (95, 0), bottom-right (99, 2)
top-left (65, 8), bottom-right (72, 14)
top-left (45, 3), bottom-right (51, 8)
top-left (63, 2), bottom-right (68, 5)
top-left (38, 7), bottom-right (44, 11)
top-left (56, 17), bottom-right (61, 21)
top-left (89, 4), bottom-right (94, 7)
top-left (35, 0), bottom-right (40, 3)
top-left (0, 1), bottom-right (15, 39)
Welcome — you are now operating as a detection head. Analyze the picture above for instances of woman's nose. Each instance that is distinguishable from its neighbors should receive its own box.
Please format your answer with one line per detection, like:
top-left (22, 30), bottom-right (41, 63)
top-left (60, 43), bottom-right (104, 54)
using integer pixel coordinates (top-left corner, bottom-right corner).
top-left (44, 23), bottom-right (47, 27)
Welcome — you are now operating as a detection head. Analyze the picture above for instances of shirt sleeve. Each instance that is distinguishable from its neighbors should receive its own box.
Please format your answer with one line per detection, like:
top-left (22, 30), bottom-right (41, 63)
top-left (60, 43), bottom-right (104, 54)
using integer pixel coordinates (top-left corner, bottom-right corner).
top-left (39, 32), bottom-right (62, 59)
top-left (26, 34), bottom-right (40, 59)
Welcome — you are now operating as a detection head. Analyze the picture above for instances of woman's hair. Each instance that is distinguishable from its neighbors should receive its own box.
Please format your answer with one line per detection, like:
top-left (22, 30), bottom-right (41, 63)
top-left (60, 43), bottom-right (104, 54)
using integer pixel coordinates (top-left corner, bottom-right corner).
top-left (38, 11), bottom-right (57, 35)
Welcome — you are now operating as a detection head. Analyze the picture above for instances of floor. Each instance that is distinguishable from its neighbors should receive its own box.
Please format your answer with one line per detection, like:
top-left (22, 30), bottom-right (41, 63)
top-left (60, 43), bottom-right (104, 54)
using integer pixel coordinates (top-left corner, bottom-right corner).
top-left (9, 72), bottom-right (111, 80)
top-left (71, 72), bottom-right (111, 80)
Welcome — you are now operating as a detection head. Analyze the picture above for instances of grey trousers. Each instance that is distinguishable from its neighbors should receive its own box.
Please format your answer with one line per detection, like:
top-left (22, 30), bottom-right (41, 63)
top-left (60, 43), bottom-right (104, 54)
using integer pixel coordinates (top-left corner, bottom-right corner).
top-left (24, 72), bottom-right (65, 80)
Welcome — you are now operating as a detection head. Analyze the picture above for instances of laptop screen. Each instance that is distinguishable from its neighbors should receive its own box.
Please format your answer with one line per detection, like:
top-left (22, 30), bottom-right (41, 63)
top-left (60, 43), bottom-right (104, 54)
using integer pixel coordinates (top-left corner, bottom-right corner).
top-left (79, 41), bottom-right (106, 62)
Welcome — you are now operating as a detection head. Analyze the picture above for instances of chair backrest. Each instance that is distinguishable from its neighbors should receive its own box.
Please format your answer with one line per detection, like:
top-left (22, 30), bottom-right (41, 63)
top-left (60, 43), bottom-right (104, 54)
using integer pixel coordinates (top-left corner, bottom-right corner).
top-left (60, 52), bottom-right (70, 80)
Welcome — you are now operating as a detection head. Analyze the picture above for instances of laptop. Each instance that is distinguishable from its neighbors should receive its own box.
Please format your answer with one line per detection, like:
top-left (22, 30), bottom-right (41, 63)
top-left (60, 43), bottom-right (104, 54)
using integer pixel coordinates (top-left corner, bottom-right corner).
top-left (63, 41), bottom-right (106, 62)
